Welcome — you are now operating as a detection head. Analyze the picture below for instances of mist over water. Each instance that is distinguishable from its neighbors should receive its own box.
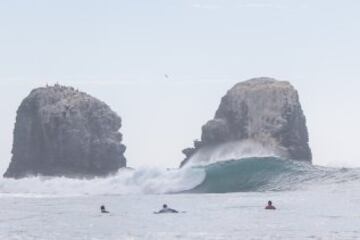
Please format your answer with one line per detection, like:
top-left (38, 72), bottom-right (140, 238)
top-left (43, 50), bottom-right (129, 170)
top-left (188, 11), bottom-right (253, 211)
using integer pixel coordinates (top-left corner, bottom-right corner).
top-left (185, 140), bottom-right (284, 167)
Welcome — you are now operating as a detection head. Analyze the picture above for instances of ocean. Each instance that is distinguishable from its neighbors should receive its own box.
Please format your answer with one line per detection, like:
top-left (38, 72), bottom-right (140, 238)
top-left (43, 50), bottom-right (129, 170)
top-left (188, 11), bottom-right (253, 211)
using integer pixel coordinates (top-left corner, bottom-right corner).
top-left (1, 157), bottom-right (360, 239)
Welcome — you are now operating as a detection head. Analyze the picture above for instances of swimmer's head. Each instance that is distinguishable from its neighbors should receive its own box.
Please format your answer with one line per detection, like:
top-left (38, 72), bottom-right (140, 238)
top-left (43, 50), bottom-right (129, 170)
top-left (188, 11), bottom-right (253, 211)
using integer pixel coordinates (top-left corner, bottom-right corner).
top-left (163, 204), bottom-right (168, 208)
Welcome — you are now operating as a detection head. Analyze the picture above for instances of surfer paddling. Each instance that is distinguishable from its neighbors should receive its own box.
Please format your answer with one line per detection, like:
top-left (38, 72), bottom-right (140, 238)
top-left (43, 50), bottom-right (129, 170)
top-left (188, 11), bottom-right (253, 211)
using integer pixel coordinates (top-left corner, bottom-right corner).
top-left (265, 201), bottom-right (276, 210)
top-left (154, 204), bottom-right (179, 214)
top-left (100, 205), bottom-right (110, 213)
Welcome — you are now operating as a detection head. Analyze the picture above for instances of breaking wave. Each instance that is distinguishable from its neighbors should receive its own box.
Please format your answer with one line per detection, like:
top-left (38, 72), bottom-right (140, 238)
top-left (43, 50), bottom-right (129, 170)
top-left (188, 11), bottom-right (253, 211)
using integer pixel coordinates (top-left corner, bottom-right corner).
top-left (0, 167), bottom-right (205, 197)
top-left (1, 157), bottom-right (360, 196)
top-left (186, 157), bottom-right (360, 193)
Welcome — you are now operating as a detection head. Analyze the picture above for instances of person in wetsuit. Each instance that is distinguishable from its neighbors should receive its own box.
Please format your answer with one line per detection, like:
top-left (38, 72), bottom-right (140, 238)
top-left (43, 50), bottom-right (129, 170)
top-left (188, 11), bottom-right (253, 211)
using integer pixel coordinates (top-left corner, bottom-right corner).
top-left (265, 201), bottom-right (276, 210)
top-left (100, 205), bottom-right (110, 213)
top-left (154, 204), bottom-right (179, 214)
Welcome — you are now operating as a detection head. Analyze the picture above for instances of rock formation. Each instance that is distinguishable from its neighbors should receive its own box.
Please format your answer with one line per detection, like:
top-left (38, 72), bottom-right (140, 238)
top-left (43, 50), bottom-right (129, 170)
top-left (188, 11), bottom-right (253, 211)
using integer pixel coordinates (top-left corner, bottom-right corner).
top-left (4, 84), bottom-right (126, 178)
top-left (181, 77), bottom-right (312, 167)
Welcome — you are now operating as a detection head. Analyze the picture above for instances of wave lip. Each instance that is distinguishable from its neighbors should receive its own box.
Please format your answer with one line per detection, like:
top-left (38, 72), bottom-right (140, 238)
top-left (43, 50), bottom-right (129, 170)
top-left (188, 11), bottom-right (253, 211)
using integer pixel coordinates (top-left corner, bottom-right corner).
top-left (184, 140), bottom-right (283, 167)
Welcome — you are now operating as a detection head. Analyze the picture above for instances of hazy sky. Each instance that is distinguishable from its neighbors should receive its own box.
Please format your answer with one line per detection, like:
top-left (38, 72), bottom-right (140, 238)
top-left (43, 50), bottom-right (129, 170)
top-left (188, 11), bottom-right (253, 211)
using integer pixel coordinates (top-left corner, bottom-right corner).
top-left (1, 0), bottom-right (360, 172)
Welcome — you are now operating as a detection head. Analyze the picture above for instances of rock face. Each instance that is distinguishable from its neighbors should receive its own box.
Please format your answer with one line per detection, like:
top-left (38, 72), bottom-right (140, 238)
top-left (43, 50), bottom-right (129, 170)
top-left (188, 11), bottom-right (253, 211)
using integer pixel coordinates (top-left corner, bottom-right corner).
top-left (181, 77), bottom-right (312, 167)
top-left (4, 84), bottom-right (126, 178)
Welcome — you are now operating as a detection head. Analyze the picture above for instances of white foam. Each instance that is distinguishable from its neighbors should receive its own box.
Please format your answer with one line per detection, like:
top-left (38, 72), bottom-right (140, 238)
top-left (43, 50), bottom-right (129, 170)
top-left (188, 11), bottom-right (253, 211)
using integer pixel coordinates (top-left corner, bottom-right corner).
top-left (0, 167), bottom-right (205, 197)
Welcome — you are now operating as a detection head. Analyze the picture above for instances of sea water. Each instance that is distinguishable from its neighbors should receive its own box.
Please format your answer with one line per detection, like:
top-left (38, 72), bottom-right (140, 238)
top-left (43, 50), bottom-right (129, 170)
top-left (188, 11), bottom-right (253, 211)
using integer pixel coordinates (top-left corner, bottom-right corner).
top-left (1, 158), bottom-right (360, 240)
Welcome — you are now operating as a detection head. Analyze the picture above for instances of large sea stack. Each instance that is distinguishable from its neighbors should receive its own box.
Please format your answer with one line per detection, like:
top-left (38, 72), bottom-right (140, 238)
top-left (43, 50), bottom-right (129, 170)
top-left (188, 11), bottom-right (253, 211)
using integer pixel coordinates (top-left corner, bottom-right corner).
top-left (181, 77), bottom-right (312, 167)
top-left (4, 84), bottom-right (126, 178)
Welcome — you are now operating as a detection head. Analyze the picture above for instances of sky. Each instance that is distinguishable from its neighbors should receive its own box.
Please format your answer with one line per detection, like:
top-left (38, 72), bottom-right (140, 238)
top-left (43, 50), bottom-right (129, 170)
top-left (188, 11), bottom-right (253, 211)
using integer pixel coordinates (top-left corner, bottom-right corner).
top-left (1, 0), bottom-right (360, 172)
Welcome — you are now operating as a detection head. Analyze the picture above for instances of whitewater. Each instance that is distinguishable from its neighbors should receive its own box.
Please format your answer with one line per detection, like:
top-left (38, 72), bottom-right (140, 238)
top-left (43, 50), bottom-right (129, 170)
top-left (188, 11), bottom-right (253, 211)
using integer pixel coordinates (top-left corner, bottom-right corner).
top-left (1, 156), bottom-right (360, 239)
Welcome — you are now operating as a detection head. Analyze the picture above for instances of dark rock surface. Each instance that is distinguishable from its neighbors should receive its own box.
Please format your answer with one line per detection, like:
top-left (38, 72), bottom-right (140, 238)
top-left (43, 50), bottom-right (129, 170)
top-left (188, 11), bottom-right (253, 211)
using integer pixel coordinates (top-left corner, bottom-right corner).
top-left (4, 84), bottom-right (126, 178)
top-left (181, 77), bottom-right (312, 167)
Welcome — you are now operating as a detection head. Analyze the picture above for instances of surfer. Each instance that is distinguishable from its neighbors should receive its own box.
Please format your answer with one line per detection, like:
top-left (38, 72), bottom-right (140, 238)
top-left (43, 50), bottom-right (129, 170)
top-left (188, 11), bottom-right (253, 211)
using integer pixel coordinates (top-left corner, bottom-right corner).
top-left (154, 204), bottom-right (179, 214)
top-left (265, 201), bottom-right (276, 210)
top-left (100, 205), bottom-right (110, 213)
